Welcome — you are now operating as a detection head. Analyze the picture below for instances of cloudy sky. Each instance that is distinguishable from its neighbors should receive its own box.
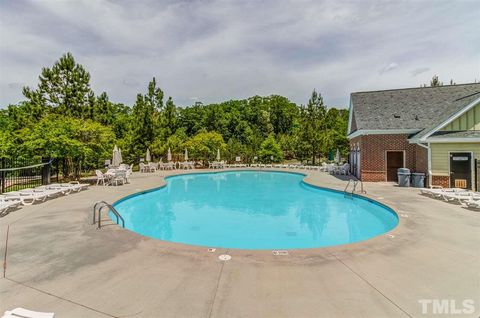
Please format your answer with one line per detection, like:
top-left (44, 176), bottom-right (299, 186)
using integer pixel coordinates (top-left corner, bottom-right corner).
top-left (0, 0), bottom-right (479, 108)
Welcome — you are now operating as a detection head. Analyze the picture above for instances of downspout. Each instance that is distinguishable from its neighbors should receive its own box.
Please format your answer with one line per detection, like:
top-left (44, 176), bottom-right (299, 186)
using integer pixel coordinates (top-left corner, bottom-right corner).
top-left (427, 143), bottom-right (432, 187)
top-left (415, 142), bottom-right (431, 187)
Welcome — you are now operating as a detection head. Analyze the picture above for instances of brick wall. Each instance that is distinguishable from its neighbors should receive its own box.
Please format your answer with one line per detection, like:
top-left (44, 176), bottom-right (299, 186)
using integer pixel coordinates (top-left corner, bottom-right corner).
top-left (432, 175), bottom-right (449, 188)
top-left (349, 134), bottom-right (428, 182)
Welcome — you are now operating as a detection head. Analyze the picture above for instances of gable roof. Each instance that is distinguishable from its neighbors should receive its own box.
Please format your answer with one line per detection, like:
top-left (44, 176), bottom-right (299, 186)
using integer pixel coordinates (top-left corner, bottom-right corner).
top-left (348, 83), bottom-right (480, 137)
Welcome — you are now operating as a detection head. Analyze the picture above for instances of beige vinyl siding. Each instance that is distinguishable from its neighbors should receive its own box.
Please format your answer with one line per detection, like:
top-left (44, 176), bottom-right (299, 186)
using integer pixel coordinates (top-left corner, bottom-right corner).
top-left (431, 143), bottom-right (480, 187)
top-left (443, 103), bottom-right (480, 131)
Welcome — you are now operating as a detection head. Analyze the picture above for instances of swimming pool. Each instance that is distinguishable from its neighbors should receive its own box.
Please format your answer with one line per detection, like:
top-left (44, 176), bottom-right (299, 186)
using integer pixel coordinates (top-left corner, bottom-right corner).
top-left (114, 171), bottom-right (398, 249)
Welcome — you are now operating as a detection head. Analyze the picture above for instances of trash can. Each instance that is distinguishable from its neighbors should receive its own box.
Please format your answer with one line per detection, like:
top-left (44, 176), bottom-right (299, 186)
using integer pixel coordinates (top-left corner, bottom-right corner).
top-left (411, 172), bottom-right (425, 188)
top-left (397, 168), bottom-right (411, 187)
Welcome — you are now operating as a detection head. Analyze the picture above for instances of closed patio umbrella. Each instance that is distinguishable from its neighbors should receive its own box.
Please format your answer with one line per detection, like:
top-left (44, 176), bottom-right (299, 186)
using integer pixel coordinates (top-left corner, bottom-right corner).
top-left (112, 145), bottom-right (121, 167)
top-left (167, 148), bottom-right (172, 162)
top-left (335, 148), bottom-right (341, 163)
top-left (184, 149), bottom-right (188, 161)
top-left (118, 147), bottom-right (123, 164)
top-left (216, 149), bottom-right (221, 161)
top-left (146, 148), bottom-right (151, 162)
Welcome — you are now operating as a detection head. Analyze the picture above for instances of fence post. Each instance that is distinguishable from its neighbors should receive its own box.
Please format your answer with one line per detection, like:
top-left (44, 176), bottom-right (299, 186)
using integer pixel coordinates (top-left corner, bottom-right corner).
top-left (0, 158), bottom-right (5, 194)
top-left (41, 157), bottom-right (51, 185)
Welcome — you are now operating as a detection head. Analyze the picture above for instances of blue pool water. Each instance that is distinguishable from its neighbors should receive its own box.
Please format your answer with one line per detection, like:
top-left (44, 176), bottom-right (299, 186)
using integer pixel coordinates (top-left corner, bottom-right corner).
top-left (113, 171), bottom-right (398, 249)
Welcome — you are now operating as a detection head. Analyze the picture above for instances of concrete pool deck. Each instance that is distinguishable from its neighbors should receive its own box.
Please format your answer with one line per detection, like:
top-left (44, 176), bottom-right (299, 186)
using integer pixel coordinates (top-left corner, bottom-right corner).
top-left (0, 169), bottom-right (479, 317)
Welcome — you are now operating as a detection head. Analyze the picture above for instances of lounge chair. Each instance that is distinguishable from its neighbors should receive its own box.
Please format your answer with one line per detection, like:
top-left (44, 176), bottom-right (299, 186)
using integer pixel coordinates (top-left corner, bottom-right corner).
top-left (441, 191), bottom-right (480, 204)
top-left (464, 198), bottom-right (480, 209)
top-left (0, 199), bottom-right (21, 216)
top-left (419, 186), bottom-right (443, 195)
top-left (2, 307), bottom-right (54, 318)
top-left (49, 181), bottom-right (89, 193)
top-left (420, 187), bottom-right (467, 198)
top-left (4, 190), bottom-right (48, 205)
top-left (34, 185), bottom-right (69, 197)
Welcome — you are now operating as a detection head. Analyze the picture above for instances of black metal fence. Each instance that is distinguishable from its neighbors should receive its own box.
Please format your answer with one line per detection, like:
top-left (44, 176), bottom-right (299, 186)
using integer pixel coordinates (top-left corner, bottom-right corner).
top-left (0, 158), bottom-right (45, 194)
top-left (0, 158), bottom-right (77, 194)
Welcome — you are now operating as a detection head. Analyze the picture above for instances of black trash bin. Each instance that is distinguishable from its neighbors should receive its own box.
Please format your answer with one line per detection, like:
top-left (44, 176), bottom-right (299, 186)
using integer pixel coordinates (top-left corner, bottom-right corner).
top-left (397, 168), bottom-right (411, 187)
top-left (411, 172), bottom-right (425, 188)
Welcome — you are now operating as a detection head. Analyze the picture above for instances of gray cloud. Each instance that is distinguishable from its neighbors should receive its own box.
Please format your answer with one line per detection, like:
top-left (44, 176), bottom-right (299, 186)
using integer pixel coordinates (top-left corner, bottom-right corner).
top-left (379, 63), bottom-right (399, 74)
top-left (411, 67), bottom-right (431, 77)
top-left (1, 0), bottom-right (479, 108)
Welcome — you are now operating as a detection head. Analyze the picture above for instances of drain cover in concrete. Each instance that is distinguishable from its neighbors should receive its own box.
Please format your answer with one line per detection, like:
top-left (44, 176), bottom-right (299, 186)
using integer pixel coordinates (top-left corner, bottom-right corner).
top-left (219, 254), bottom-right (231, 261)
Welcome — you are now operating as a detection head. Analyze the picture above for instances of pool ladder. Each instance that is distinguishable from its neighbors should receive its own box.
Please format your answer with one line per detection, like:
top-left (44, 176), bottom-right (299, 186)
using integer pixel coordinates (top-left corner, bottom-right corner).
top-left (344, 179), bottom-right (366, 198)
top-left (93, 201), bottom-right (125, 229)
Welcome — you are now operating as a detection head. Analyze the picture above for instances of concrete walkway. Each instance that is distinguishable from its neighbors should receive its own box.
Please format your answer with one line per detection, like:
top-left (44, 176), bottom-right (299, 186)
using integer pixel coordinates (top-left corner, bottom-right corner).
top-left (1, 169), bottom-right (479, 317)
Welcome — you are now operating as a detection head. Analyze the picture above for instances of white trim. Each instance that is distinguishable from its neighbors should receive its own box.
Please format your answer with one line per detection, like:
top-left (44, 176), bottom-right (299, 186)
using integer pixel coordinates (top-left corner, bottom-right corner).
top-left (415, 142), bottom-right (429, 149)
top-left (348, 129), bottom-right (421, 139)
top-left (385, 150), bottom-right (406, 182)
top-left (425, 138), bottom-right (480, 143)
top-left (347, 99), bottom-right (353, 135)
top-left (448, 151), bottom-right (474, 190)
top-left (419, 96), bottom-right (480, 141)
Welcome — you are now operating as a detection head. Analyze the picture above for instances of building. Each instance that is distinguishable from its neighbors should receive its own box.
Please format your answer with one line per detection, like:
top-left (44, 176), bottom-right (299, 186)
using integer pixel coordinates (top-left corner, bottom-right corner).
top-left (347, 83), bottom-right (480, 190)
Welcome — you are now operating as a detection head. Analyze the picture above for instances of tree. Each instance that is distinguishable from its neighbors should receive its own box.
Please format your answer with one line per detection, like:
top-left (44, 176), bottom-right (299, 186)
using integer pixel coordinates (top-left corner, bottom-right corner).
top-left (183, 131), bottom-right (226, 163)
top-left (23, 52), bottom-right (94, 119)
top-left (21, 115), bottom-right (115, 177)
top-left (127, 78), bottom-right (164, 159)
top-left (430, 75), bottom-right (443, 87)
top-left (128, 94), bottom-right (155, 158)
top-left (162, 96), bottom-right (177, 138)
top-left (258, 134), bottom-right (283, 163)
top-left (297, 90), bottom-right (326, 164)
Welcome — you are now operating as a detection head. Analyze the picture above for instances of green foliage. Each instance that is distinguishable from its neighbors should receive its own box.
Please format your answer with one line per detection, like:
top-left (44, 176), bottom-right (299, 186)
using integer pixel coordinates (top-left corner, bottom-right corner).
top-left (1, 52), bottom-right (351, 172)
top-left (258, 134), bottom-right (283, 163)
top-left (23, 52), bottom-right (94, 119)
top-left (183, 131), bottom-right (226, 162)
top-left (297, 90), bottom-right (327, 164)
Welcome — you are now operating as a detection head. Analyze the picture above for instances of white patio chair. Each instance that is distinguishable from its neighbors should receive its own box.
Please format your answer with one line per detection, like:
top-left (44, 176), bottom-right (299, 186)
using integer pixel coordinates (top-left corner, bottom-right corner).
top-left (111, 171), bottom-right (126, 186)
top-left (339, 163), bottom-right (350, 175)
top-left (96, 170), bottom-right (107, 186)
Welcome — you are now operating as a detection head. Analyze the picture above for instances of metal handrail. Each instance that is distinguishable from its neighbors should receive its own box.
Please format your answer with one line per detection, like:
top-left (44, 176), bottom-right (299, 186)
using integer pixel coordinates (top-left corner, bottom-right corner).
top-left (344, 179), bottom-right (352, 193)
top-left (344, 179), bottom-right (366, 198)
top-left (93, 201), bottom-right (125, 229)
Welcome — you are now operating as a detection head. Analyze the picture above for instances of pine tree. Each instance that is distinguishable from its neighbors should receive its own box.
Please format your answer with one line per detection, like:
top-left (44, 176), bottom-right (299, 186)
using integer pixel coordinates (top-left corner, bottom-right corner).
top-left (163, 96), bottom-right (177, 138)
top-left (297, 90), bottom-right (327, 164)
top-left (23, 52), bottom-right (93, 119)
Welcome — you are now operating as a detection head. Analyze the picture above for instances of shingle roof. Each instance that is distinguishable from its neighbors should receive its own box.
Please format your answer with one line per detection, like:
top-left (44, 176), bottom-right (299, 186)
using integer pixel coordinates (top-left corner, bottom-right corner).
top-left (350, 83), bottom-right (480, 137)
top-left (428, 130), bottom-right (480, 139)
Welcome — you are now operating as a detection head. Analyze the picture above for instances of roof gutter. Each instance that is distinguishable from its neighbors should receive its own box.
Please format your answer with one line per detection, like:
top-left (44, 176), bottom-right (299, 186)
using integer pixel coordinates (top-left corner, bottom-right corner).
top-left (347, 129), bottom-right (421, 139)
